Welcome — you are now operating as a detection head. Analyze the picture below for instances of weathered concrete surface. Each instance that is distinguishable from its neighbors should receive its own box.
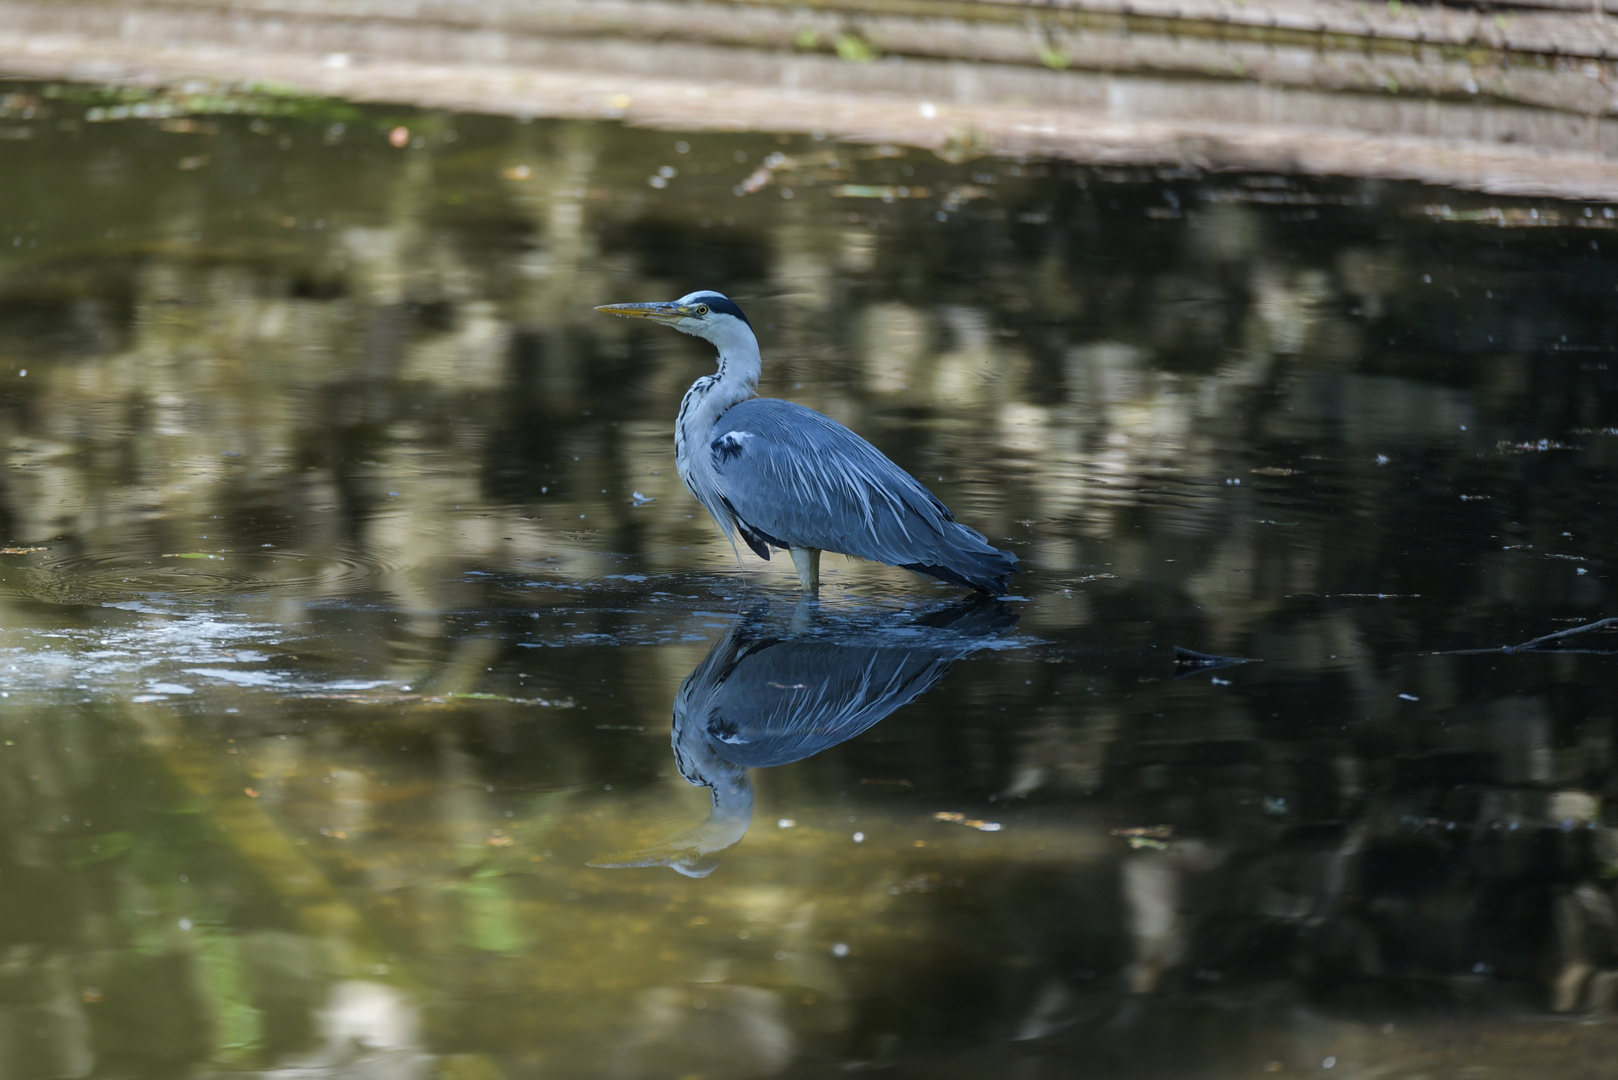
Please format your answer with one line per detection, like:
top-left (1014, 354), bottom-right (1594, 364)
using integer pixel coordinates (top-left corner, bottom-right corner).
top-left (5, 0), bottom-right (1618, 199)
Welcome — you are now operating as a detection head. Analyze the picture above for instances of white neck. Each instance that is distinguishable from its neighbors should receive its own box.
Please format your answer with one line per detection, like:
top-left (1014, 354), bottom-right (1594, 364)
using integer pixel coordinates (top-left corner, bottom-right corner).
top-left (674, 322), bottom-right (762, 528)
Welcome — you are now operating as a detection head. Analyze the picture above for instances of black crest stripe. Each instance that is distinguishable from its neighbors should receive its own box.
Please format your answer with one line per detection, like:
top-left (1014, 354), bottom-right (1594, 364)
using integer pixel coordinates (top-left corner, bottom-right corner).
top-left (690, 292), bottom-right (751, 328)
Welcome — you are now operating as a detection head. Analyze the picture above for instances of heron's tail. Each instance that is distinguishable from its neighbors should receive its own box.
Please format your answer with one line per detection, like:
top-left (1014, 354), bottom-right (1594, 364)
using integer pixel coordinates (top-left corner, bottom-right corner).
top-left (902, 526), bottom-right (1021, 596)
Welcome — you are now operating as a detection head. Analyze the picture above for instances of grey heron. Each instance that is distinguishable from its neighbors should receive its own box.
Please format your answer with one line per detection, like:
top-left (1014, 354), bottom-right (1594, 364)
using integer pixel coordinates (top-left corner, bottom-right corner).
top-left (590, 598), bottom-right (1016, 875)
top-left (595, 291), bottom-right (1020, 594)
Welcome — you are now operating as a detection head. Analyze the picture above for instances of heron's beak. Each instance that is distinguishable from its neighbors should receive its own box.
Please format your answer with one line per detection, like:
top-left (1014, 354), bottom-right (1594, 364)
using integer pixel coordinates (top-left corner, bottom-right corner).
top-left (594, 301), bottom-right (687, 323)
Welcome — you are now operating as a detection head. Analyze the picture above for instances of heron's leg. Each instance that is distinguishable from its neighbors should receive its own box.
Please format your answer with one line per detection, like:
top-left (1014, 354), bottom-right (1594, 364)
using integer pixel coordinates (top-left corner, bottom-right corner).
top-left (788, 594), bottom-right (819, 633)
top-left (788, 547), bottom-right (821, 593)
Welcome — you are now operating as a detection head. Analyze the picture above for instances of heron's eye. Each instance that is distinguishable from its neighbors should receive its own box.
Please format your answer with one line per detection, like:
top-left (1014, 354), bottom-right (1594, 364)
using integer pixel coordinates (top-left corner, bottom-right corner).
top-left (695, 304), bottom-right (710, 316)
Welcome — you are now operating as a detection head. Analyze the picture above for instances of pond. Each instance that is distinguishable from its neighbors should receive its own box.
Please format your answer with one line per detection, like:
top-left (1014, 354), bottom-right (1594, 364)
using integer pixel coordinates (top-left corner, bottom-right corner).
top-left (0, 80), bottom-right (1616, 1079)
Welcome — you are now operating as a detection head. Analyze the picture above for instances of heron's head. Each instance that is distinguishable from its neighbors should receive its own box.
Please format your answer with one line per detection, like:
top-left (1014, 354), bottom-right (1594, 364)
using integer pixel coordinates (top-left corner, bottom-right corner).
top-left (595, 290), bottom-right (756, 353)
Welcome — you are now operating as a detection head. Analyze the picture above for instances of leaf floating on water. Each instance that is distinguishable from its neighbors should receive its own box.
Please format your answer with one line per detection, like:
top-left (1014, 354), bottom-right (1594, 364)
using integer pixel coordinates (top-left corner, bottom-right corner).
top-left (0, 546), bottom-right (47, 554)
top-left (831, 184), bottom-right (930, 200)
top-left (933, 812), bottom-right (1002, 832)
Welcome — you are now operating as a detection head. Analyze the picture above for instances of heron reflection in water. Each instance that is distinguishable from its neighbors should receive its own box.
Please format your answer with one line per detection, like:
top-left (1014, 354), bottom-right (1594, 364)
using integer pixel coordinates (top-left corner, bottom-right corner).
top-left (591, 600), bottom-right (1017, 877)
top-left (595, 291), bottom-right (1019, 595)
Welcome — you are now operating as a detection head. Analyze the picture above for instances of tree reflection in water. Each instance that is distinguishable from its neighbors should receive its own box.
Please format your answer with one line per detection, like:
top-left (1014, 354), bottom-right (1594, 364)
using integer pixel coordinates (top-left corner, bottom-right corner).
top-left (593, 599), bottom-right (1018, 876)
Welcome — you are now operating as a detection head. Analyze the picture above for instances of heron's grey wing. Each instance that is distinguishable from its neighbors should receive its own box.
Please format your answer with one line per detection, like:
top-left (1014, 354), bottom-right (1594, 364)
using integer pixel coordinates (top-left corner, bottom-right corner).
top-left (702, 640), bottom-right (957, 768)
top-left (709, 399), bottom-right (969, 568)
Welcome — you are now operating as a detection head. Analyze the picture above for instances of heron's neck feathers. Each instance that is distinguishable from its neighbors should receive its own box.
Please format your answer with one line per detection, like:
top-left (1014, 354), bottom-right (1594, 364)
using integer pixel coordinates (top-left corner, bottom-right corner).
top-left (708, 319), bottom-right (762, 401)
top-left (674, 326), bottom-right (762, 532)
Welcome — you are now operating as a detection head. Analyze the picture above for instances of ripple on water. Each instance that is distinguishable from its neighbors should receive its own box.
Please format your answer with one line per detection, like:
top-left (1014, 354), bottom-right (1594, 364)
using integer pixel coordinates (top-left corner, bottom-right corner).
top-left (8, 547), bottom-right (410, 603)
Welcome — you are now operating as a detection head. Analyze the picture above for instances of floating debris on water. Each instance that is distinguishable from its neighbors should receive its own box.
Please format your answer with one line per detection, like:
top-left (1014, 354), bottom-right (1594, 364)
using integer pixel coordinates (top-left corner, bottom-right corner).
top-left (831, 184), bottom-right (929, 200)
top-left (934, 812), bottom-right (1002, 832)
top-left (734, 145), bottom-right (904, 195)
top-left (1112, 825), bottom-right (1174, 850)
top-left (1174, 647), bottom-right (1258, 677)
top-left (940, 184), bottom-right (990, 211)
top-left (1499, 439), bottom-right (1572, 452)
top-left (293, 690), bottom-right (576, 707)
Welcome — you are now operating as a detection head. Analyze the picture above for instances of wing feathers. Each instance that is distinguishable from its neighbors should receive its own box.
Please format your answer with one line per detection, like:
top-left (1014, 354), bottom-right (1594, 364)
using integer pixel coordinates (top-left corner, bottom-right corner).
top-left (709, 399), bottom-right (1018, 593)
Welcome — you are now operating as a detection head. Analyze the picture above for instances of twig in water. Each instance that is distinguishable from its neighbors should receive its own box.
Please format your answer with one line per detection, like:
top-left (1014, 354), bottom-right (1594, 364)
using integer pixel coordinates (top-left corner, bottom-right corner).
top-left (1173, 647), bottom-right (1259, 678)
top-left (1422, 616), bottom-right (1618, 657)
top-left (1503, 617), bottom-right (1618, 653)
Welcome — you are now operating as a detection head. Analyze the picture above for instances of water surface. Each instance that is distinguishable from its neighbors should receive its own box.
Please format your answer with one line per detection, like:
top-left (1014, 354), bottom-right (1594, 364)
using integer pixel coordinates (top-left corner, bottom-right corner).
top-left (0, 81), bottom-right (1616, 1078)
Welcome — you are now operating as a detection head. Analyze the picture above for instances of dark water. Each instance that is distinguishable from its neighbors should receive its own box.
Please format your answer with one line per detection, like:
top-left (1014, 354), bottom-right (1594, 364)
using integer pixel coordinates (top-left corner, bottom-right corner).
top-left (0, 80), bottom-right (1617, 1078)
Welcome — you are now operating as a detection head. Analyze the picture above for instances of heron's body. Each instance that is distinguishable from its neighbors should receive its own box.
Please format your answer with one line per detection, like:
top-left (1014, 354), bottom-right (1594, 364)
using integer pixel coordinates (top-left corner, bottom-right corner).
top-left (597, 291), bottom-right (1019, 595)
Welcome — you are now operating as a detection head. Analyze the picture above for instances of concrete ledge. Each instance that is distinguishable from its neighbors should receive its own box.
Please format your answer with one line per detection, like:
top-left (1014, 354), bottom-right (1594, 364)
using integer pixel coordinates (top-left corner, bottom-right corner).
top-left (4, 0), bottom-right (1618, 201)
